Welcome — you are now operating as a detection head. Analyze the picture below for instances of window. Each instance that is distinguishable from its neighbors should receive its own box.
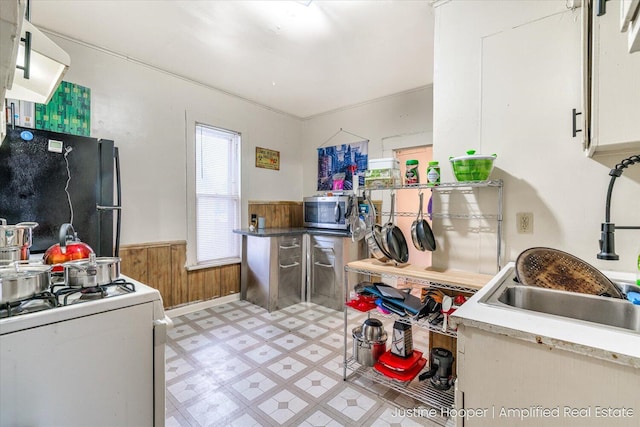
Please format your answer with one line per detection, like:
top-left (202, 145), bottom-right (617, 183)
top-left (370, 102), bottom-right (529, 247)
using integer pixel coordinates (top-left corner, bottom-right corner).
top-left (194, 124), bottom-right (241, 264)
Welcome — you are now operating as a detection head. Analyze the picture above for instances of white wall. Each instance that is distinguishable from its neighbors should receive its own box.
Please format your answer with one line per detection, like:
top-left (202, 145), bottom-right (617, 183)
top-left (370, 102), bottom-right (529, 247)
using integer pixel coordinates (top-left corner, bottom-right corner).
top-left (44, 34), bottom-right (433, 260)
top-left (433, 0), bottom-right (640, 275)
top-left (50, 35), bottom-right (302, 247)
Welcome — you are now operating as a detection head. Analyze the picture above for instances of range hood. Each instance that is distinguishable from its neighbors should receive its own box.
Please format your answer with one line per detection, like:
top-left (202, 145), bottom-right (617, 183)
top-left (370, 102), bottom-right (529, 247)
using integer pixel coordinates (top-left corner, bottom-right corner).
top-left (5, 18), bottom-right (70, 105)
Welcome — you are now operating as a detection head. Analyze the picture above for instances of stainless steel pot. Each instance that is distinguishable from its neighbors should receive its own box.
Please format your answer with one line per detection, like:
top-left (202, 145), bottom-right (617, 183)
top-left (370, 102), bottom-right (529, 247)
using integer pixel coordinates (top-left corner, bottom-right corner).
top-left (64, 256), bottom-right (98, 288)
top-left (0, 219), bottom-right (38, 260)
top-left (95, 257), bottom-right (121, 285)
top-left (64, 256), bottom-right (121, 288)
top-left (0, 247), bottom-right (22, 262)
top-left (0, 262), bottom-right (52, 304)
top-left (352, 325), bottom-right (387, 367)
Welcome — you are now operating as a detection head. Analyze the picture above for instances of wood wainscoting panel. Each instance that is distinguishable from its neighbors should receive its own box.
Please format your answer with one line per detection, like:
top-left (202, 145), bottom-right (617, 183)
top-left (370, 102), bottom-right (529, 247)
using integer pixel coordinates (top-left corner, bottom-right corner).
top-left (120, 241), bottom-right (187, 309)
top-left (220, 263), bottom-right (240, 296)
top-left (187, 267), bottom-right (221, 302)
top-left (119, 246), bottom-right (148, 283)
top-left (147, 245), bottom-right (172, 307)
top-left (120, 240), bottom-right (239, 309)
top-left (248, 201), bottom-right (303, 228)
top-left (172, 243), bottom-right (188, 307)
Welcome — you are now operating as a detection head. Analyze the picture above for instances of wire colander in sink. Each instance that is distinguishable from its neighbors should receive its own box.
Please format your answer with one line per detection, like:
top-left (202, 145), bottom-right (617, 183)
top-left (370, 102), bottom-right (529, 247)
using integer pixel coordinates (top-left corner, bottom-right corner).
top-left (515, 247), bottom-right (623, 298)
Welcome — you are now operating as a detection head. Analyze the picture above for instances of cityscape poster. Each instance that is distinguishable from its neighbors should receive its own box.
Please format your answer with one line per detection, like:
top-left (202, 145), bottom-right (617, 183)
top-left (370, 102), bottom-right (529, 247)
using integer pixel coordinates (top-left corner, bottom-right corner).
top-left (317, 140), bottom-right (368, 191)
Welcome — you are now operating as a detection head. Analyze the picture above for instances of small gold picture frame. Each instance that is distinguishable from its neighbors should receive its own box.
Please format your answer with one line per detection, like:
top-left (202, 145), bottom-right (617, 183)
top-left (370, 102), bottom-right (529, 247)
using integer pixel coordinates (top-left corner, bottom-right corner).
top-left (256, 147), bottom-right (280, 170)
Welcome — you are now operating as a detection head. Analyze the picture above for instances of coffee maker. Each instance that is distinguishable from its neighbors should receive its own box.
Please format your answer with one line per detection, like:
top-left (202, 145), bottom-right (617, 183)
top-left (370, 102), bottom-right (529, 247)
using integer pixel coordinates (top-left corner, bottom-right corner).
top-left (419, 347), bottom-right (454, 390)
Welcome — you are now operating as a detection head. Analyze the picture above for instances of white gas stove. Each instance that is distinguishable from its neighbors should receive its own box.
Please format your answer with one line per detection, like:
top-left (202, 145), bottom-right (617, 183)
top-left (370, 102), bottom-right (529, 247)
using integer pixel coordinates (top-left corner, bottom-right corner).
top-left (0, 275), bottom-right (170, 427)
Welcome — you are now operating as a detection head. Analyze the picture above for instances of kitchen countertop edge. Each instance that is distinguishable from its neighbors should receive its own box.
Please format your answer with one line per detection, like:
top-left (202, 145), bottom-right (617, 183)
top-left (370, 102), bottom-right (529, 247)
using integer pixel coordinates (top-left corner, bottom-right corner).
top-left (233, 227), bottom-right (352, 238)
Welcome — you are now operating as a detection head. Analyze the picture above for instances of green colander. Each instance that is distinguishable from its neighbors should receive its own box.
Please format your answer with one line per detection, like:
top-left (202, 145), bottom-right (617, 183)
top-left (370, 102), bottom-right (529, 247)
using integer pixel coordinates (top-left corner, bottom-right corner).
top-left (449, 150), bottom-right (497, 182)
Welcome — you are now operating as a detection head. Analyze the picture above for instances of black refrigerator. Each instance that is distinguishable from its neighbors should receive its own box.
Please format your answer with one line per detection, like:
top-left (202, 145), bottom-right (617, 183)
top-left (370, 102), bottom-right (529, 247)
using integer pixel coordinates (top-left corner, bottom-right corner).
top-left (0, 125), bottom-right (121, 256)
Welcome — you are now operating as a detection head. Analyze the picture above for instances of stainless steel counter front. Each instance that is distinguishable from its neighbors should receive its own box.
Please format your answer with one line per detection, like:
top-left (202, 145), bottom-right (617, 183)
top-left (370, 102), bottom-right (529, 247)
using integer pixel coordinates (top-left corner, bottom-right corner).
top-left (235, 228), bottom-right (365, 311)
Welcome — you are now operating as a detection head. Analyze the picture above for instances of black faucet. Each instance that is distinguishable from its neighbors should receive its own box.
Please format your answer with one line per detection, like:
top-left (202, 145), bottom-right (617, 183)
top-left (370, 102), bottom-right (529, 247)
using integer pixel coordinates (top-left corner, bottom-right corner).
top-left (597, 154), bottom-right (640, 260)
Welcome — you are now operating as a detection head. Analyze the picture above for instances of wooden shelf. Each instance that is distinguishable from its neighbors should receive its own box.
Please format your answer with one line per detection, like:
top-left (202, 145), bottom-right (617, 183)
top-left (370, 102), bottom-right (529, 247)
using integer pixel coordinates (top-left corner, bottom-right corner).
top-left (346, 258), bottom-right (492, 292)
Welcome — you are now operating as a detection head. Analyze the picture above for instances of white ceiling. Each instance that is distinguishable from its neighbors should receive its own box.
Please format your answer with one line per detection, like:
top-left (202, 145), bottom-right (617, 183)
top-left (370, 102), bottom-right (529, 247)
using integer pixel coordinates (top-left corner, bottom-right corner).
top-left (31, 0), bottom-right (434, 119)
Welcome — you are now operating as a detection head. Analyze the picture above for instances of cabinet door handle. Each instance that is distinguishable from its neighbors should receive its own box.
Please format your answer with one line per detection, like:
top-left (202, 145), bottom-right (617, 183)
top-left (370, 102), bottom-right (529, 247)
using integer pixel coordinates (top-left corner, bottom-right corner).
top-left (279, 261), bottom-right (300, 269)
top-left (314, 261), bottom-right (334, 268)
top-left (572, 108), bottom-right (582, 137)
top-left (16, 31), bottom-right (32, 79)
top-left (596, 0), bottom-right (607, 16)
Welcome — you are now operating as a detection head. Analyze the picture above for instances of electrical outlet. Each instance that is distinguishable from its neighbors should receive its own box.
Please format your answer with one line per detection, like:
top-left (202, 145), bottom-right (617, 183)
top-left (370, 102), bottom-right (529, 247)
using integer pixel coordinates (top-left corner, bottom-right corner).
top-left (517, 212), bottom-right (533, 234)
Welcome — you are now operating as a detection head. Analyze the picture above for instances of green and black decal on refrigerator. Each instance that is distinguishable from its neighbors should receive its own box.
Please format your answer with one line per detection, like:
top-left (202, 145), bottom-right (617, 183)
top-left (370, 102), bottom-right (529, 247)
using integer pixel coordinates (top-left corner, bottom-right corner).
top-left (35, 81), bottom-right (91, 136)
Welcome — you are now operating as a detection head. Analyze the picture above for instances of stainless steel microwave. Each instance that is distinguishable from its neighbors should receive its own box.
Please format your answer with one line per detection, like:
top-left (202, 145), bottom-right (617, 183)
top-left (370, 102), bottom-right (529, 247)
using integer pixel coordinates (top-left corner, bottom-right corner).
top-left (303, 195), bottom-right (352, 230)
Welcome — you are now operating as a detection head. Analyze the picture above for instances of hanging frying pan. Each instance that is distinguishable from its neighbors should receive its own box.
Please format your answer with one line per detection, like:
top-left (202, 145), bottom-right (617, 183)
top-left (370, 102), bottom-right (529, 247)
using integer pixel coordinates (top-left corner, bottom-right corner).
top-left (364, 193), bottom-right (391, 262)
top-left (412, 192), bottom-right (436, 252)
top-left (411, 193), bottom-right (425, 251)
top-left (382, 193), bottom-right (409, 264)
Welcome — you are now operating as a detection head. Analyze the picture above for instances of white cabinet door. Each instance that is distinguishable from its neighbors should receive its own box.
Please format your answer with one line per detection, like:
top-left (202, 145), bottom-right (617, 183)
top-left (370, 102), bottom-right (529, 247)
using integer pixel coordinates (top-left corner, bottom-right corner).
top-left (0, 303), bottom-right (156, 427)
top-left (589, 0), bottom-right (640, 156)
top-left (0, 0), bottom-right (25, 98)
top-left (0, 0), bottom-right (26, 142)
top-left (455, 325), bottom-right (639, 427)
top-left (620, 0), bottom-right (640, 52)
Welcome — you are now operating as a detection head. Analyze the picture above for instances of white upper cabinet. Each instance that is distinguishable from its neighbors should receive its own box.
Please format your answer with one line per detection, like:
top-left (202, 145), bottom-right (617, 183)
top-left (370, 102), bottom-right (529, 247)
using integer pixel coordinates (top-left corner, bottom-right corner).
top-left (587, 0), bottom-right (640, 156)
top-left (0, 0), bottom-right (25, 102)
top-left (620, 0), bottom-right (640, 52)
top-left (0, 0), bottom-right (25, 142)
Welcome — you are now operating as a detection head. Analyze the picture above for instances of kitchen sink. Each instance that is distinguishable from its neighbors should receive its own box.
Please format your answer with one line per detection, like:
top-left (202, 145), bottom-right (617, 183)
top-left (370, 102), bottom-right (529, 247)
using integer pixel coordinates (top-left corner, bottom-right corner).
top-left (612, 280), bottom-right (640, 297)
top-left (480, 272), bottom-right (640, 334)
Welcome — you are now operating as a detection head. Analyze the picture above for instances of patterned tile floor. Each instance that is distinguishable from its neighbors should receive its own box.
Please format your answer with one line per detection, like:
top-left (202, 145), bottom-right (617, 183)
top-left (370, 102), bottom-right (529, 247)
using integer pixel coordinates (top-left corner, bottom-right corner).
top-left (165, 300), bottom-right (452, 427)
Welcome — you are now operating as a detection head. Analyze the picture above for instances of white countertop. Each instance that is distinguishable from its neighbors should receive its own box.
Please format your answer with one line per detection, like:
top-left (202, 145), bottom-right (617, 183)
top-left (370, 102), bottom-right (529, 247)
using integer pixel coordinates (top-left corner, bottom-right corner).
top-left (451, 262), bottom-right (640, 368)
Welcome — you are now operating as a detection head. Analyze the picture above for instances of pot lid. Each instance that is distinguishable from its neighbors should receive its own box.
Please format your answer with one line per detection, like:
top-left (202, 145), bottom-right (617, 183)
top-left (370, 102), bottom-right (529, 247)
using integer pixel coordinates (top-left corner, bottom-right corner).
top-left (95, 257), bottom-right (121, 265)
top-left (449, 150), bottom-right (497, 162)
top-left (363, 318), bottom-right (383, 327)
top-left (0, 219), bottom-right (38, 230)
top-left (0, 262), bottom-right (51, 279)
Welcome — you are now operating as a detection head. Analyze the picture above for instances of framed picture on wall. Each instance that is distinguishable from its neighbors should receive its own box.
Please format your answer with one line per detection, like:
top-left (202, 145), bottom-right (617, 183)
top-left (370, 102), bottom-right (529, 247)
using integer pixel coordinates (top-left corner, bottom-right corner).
top-left (317, 140), bottom-right (368, 191)
top-left (256, 147), bottom-right (280, 170)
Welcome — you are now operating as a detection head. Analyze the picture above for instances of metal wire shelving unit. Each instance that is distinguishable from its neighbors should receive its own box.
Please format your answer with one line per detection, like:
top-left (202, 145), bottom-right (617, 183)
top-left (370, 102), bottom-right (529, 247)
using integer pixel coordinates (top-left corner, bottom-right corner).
top-left (342, 180), bottom-right (503, 421)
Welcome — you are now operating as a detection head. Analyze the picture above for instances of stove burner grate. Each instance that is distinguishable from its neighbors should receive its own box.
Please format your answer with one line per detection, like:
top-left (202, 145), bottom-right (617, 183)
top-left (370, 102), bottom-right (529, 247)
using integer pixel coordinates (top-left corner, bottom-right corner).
top-left (52, 279), bottom-right (136, 306)
top-left (0, 292), bottom-right (58, 318)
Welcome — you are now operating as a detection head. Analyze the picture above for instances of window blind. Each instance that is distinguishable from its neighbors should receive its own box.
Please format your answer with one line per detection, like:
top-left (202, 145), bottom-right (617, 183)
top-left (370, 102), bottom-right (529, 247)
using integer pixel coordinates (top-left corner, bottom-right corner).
top-left (195, 124), bottom-right (241, 264)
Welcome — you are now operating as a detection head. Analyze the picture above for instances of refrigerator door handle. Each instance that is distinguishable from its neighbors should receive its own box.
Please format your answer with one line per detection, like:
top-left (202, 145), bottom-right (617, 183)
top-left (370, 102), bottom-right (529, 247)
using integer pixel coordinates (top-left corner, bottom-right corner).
top-left (114, 147), bottom-right (122, 257)
top-left (96, 146), bottom-right (122, 257)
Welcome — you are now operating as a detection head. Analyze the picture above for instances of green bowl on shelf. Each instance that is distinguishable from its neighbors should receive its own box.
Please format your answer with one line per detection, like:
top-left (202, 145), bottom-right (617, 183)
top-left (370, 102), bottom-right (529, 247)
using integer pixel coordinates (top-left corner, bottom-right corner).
top-left (449, 150), bottom-right (497, 182)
